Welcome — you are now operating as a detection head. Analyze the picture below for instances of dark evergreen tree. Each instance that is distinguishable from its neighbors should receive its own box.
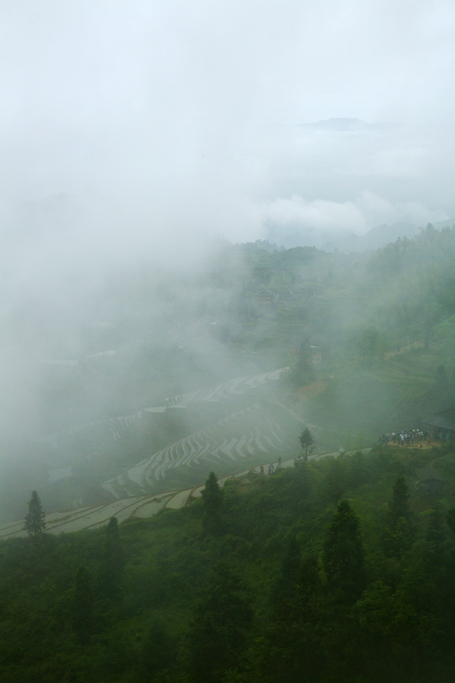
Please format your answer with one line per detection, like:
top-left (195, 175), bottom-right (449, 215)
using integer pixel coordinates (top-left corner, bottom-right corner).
top-left (186, 563), bottom-right (252, 683)
top-left (201, 471), bottom-right (224, 534)
top-left (298, 427), bottom-right (314, 459)
top-left (383, 475), bottom-right (413, 558)
top-left (323, 500), bottom-right (365, 604)
top-left (72, 566), bottom-right (94, 644)
top-left (24, 490), bottom-right (46, 537)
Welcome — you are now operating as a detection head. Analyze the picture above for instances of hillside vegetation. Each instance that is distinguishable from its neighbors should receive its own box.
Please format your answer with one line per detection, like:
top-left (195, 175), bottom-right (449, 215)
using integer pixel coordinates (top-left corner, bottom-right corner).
top-left (3, 225), bottom-right (455, 679)
top-left (2, 443), bottom-right (455, 682)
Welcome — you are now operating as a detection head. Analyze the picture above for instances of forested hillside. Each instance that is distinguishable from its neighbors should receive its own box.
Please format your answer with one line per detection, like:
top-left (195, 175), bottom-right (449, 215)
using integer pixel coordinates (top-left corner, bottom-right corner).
top-left (2, 227), bottom-right (455, 680)
top-left (2, 442), bottom-right (455, 682)
top-left (2, 226), bottom-right (455, 519)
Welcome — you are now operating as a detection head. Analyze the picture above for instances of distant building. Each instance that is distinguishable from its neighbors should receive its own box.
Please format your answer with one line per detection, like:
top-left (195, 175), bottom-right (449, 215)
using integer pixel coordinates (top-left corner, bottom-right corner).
top-left (424, 407), bottom-right (455, 440)
top-left (416, 467), bottom-right (447, 495)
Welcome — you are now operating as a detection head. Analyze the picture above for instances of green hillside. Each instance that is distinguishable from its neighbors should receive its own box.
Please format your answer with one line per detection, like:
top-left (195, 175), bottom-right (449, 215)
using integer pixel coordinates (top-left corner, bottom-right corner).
top-left (3, 443), bottom-right (455, 682)
top-left (3, 226), bottom-right (455, 518)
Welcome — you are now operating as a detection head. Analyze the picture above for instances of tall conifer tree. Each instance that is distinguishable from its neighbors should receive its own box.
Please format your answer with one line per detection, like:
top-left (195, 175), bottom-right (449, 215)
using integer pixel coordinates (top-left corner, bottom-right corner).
top-left (323, 500), bottom-right (365, 603)
top-left (384, 475), bottom-right (413, 557)
top-left (201, 471), bottom-right (224, 534)
top-left (24, 490), bottom-right (46, 537)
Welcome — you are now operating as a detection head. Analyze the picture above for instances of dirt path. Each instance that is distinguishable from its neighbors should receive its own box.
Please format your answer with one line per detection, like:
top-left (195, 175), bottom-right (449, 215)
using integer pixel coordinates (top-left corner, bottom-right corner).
top-left (0, 447), bottom-right (371, 539)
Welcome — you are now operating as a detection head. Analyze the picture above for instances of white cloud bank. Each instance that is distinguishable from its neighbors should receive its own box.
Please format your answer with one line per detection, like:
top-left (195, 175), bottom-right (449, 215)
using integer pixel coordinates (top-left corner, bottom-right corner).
top-left (262, 191), bottom-right (449, 238)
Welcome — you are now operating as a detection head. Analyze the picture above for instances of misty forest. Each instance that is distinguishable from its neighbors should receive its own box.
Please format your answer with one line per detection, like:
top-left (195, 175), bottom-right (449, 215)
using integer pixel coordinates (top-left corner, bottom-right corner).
top-left (2, 224), bottom-right (455, 681)
top-left (2, 0), bottom-right (455, 680)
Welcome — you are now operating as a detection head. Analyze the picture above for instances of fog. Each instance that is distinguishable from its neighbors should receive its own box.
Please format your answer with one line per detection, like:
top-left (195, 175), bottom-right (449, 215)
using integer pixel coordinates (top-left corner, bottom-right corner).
top-left (1, 0), bottom-right (455, 245)
top-left (0, 0), bottom-right (454, 517)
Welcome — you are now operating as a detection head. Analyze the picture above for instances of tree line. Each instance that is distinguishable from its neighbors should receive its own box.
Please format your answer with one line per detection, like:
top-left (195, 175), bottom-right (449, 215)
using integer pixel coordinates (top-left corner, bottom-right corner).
top-left (2, 441), bottom-right (455, 681)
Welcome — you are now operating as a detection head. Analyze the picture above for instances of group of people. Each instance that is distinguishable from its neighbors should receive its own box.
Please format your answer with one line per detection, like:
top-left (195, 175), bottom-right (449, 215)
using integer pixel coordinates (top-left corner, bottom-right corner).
top-left (259, 456), bottom-right (282, 475)
top-left (380, 430), bottom-right (427, 446)
top-left (379, 428), bottom-right (455, 446)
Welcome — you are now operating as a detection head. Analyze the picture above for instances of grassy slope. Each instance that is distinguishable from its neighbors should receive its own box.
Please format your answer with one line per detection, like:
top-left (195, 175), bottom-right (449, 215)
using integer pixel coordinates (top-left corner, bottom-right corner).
top-left (301, 344), bottom-right (446, 451)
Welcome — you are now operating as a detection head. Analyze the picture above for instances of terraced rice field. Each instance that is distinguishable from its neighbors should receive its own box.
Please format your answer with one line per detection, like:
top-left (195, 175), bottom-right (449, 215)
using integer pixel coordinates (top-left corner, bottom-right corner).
top-left (0, 458), bottom-right (295, 539)
top-left (32, 368), bottom-right (288, 454)
top-left (102, 400), bottom-right (298, 498)
top-left (0, 448), bottom-right (371, 539)
top-left (0, 493), bottom-right (173, 539)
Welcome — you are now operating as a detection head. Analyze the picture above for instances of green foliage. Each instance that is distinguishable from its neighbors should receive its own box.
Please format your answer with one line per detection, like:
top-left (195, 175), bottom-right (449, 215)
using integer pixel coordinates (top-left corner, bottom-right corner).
top-left (298, 427), bottom-right (314, 458)
top-left (322, 500), bottom-right (365, 604)
top-left (98, 516), bottom-right (125, 600)
top-left (201, 471), bottom-right (224, 535)
top-left (186, 562), bottom-right (253, 683)
top-left (446, 507), bottom-right (455, 535)
top-left (270, 535), bottom-right (301, 607)
top-left (139, 620), bottom-right (176, 680)
top-left (384, 475), bottom-right (414, 558)
top-left (24, 490), bottom-right (46, 537)
top-left (72, 566), bottom-right (94, 644)
top-left (321, 456), bottom-right (346, 503)
top-left (262, 552), bottom-right (325, 683)
top-left (4, 445), bottom-right (455, 681)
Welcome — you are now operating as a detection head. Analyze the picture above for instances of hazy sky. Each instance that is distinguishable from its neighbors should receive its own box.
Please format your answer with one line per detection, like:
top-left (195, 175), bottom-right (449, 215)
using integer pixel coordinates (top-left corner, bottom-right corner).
top-left (0, 0), bottom-right (454, 447)
top-left (0, 0), bottom-right (455, 259)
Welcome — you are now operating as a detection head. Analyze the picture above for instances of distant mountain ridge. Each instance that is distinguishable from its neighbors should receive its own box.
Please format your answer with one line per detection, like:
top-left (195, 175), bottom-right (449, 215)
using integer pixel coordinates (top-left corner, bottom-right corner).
top-left (264, 217), bottom-right (455, 253)
top-left (325, 217), bottom-right (455, 252)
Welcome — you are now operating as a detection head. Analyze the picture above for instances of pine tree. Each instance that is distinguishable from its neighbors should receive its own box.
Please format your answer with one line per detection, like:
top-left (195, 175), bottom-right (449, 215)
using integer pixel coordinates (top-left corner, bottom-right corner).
top-left (298, 427), bottom-right (315, 459)
top-left (323, 500), bottom-right (365, 604)
top-left (24, 490), bottom-right (46, 537)
top-left (201, 471), bottom-right (224, 534)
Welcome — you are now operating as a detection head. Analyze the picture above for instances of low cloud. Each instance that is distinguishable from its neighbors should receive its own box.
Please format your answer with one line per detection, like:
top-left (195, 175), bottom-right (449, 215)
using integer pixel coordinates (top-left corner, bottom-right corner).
top-left (263, 195), bottom-right (368, 234)
top-left (261, 190), bottom-right (449, 242)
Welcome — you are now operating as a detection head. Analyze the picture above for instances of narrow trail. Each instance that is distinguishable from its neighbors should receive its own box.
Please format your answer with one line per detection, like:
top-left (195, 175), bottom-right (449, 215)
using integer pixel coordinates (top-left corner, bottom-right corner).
top-left (0, 447), bottom-right (371, 539)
